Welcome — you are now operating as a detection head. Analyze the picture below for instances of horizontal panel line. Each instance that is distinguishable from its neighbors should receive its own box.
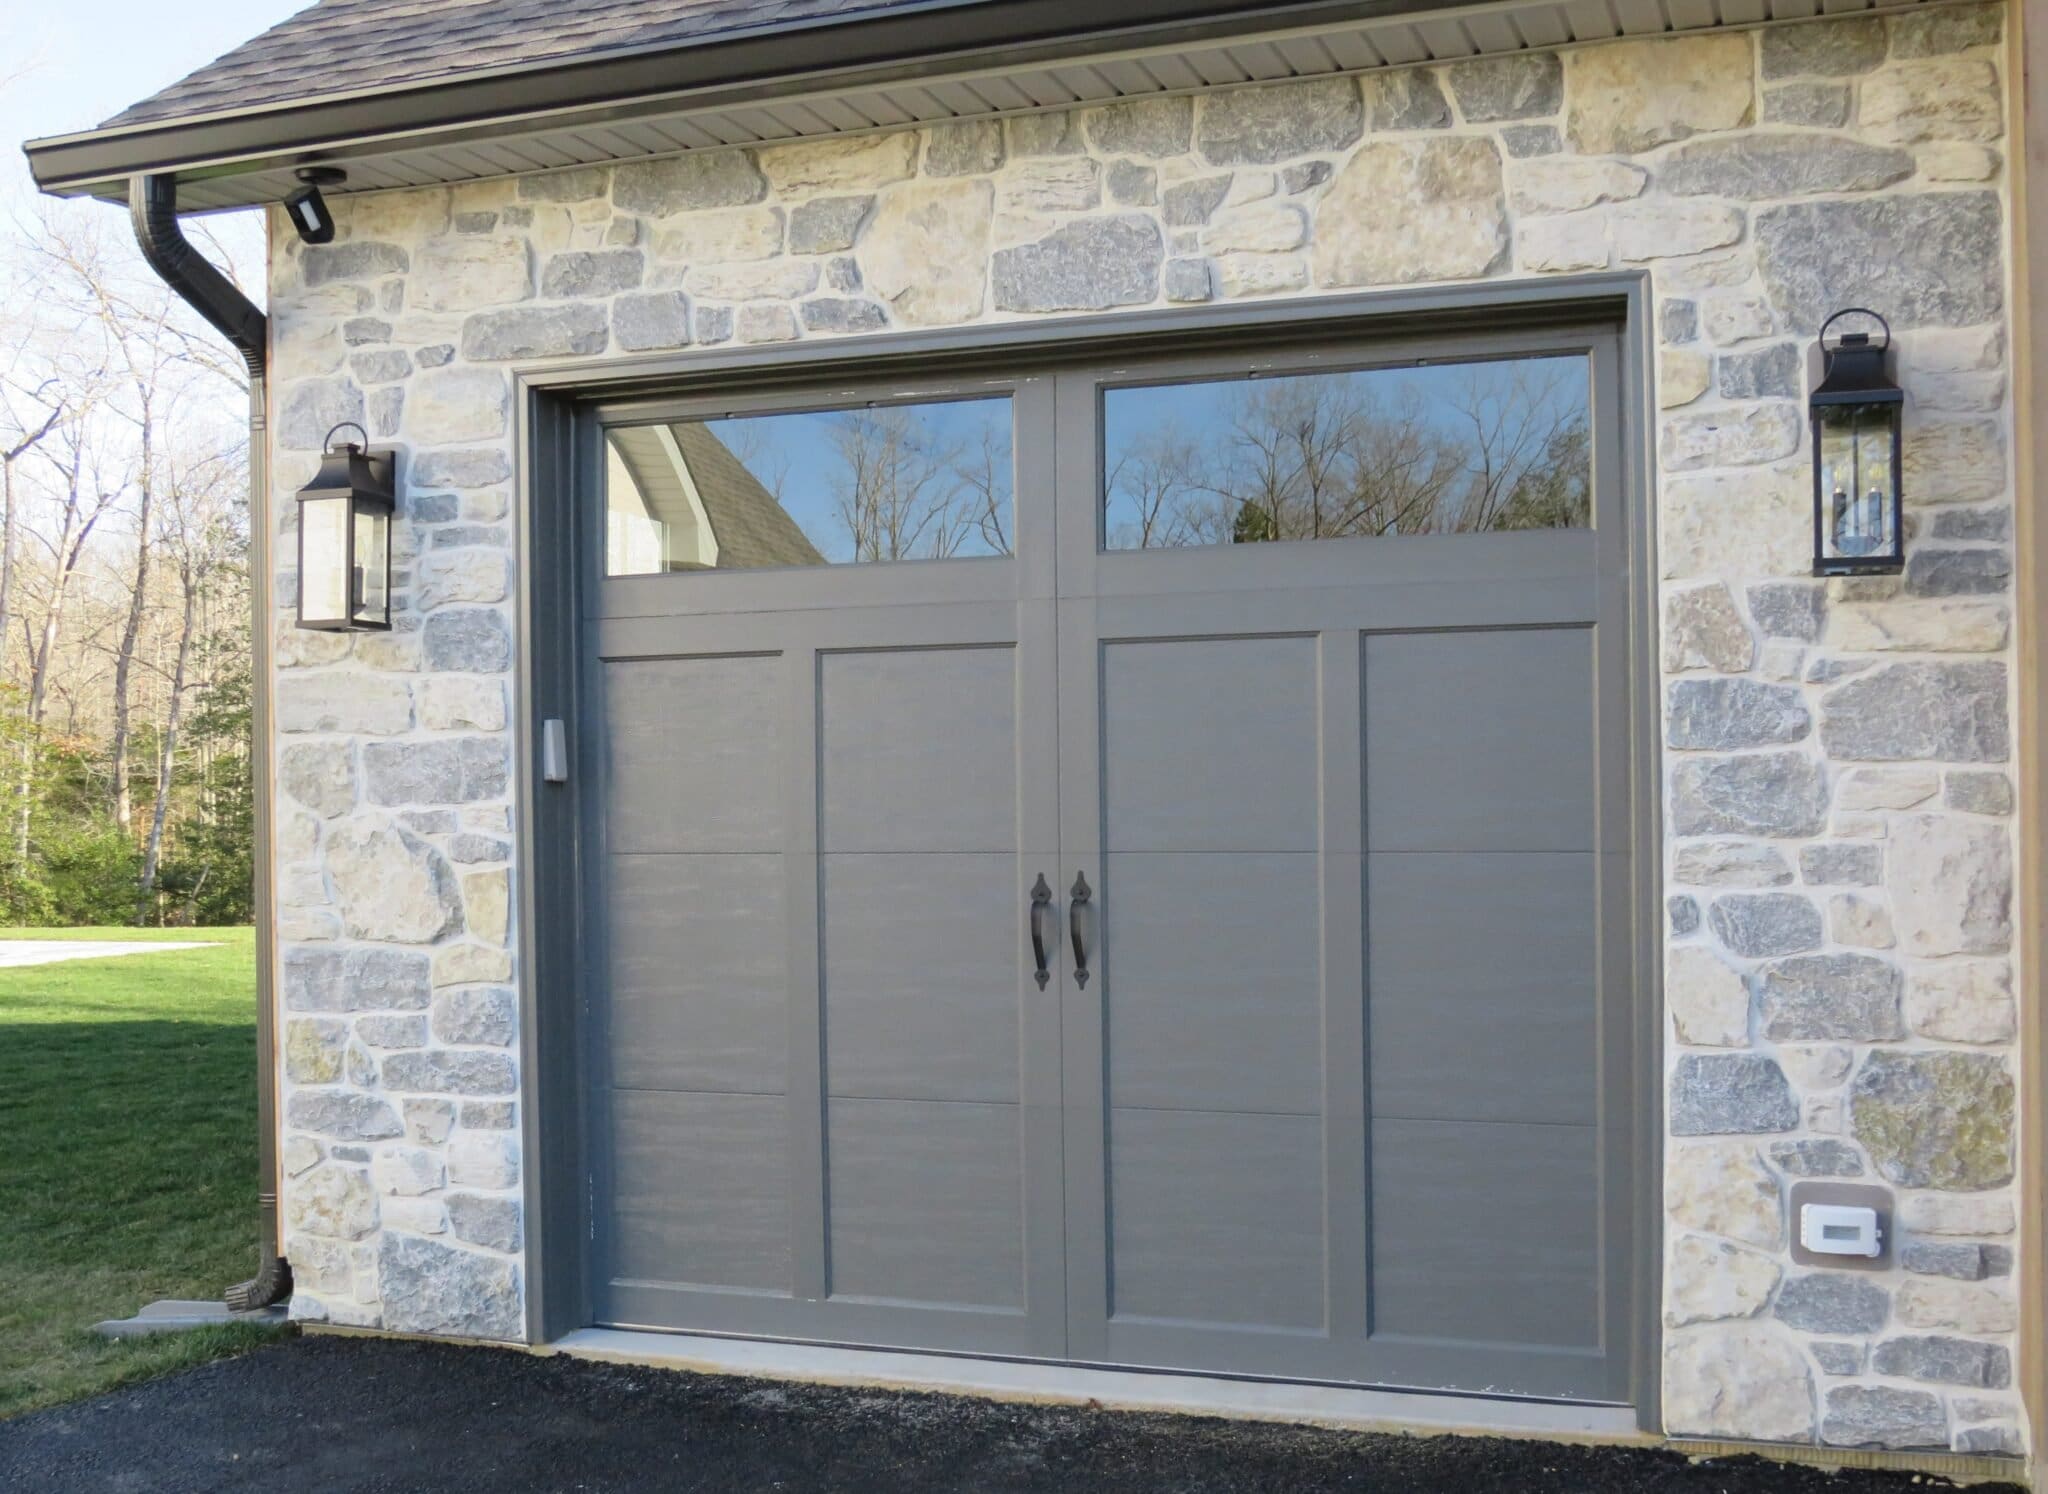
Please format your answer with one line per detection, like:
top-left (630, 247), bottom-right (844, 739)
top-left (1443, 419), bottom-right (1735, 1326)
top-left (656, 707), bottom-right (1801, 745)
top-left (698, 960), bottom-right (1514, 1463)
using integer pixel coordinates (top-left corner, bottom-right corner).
top-left (828, 1095), bottom-right (1021, 1109)
top-left (1369, 1116), bottom-right (1596, 1131)
top-left (611, 1085), bottom-right (788, 1098)
top-left (1109, 1103), bottom-right (1320, 1120)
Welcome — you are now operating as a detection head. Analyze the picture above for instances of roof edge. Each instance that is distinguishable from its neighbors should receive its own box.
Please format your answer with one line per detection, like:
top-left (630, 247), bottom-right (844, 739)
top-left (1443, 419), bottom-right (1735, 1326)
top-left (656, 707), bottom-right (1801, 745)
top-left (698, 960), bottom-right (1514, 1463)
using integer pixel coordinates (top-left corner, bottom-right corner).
top-left (23, 0), bottom-right (1451, 204)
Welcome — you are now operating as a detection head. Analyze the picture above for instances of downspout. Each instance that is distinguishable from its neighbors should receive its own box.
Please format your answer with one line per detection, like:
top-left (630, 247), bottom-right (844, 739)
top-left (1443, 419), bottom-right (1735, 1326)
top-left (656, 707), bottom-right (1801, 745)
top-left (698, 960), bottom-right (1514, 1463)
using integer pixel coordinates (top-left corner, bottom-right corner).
top-left (130, 173), bottom-right (290, 1311)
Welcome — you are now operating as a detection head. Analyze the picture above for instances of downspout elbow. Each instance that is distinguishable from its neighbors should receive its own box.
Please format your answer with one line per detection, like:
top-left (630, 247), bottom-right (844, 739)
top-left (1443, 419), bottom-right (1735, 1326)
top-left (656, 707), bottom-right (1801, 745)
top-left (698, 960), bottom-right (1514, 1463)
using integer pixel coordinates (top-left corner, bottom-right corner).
top-left (129, 173), bottom-right (290, 1313)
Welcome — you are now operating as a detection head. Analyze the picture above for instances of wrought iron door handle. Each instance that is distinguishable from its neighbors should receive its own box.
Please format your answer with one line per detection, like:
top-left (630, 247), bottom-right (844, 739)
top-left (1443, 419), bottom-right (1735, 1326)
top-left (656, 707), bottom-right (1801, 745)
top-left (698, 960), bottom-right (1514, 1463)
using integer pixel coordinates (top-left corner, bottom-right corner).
top-left (1029, 874), bottom-right (1053, 991)
top-left (1069, 871), bottom-right (1092, 989)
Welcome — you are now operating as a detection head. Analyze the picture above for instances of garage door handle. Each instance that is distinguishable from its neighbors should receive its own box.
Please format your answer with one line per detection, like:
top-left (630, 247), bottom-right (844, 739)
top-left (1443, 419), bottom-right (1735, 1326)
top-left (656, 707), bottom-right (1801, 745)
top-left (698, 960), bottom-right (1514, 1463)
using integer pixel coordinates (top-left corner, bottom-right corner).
top-left (1029, 874), bottom-right (1053, 991)
top-left (1069, 871), bottom-right (1092, 989)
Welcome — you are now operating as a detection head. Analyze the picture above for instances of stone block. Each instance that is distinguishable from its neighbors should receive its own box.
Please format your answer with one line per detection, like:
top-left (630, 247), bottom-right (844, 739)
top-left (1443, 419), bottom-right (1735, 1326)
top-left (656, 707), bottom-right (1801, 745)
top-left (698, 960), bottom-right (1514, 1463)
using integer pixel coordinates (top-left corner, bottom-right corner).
top-left (1445, 53), bottom-right (1561, 121)
top-left (1673, 841), bottom-right (1799, 891)
top-left (923, 120), bottom-right (1005, 177)
top-left (1826, 599), bottom-right (2010, 653)
top-left (1660, 404), bottom-right (1802, 471)
top-left (285, 1090), bottom-right (404, 1142)
top-left (1851, 1049), bottom-right (2014, 1189)
top-left (1761, 16), bottom-right (1886, 77)
top-left (1906, 960), bottom-right (2014, 1044)
top-left (993, 215), bottom-right (1163, 312)
top-left (362, 736), bottom-right (508, 807)
top-left (1756, 194), bottom-right (2002, 331)
top-left (411, 237), bottom-right (532, 311)
top-left (285, 1017), bottom-right (348, 1084)
top-left (280, 742), bottom-right (357, 818)
top-left (1566, 33), bottom-right (1754, 155)
top-left (378, 1234), bottom-right (522, 1339)
top-left (1821, 1386), bottom-right (1947, 1450)
top-left (759, 134), bottom-right (917, 194)
top-left (1668, 679), bottom-right (1809, 751)
top-left (1671, 1054), bottom-right (1799, 1135)
top-left (1756, 953), bottom-right (1903, 1039)
top-left (1662, 584), bottom-right (1753, 673)
top-left (1820, 662), bottom-right (2008, 763)
top-left (288, 1164), bottom-right (379, 1241)
top-left (1667, 946), bottom-right (1749, 1047)
top-left (862, 181), bottom-right (992, 326)
top-left (1666, 1141), bottom-right (1783, 1248)
top-left (381, 1050), bottom-right (518, 1097)
top-left (411, 449), bottom-right (512, 489)
top-left (373, 1148), bottom-right (445, 1198)
top-left (1889, 814), bottom-right (2012, 956)
top-left (1710, 893), bottom-right (1823, 958)
top-left (326, 821), bottom-right (463, 943)
top-left (1762, 82), bottom-right (1851, 128)
top-left (284, 947), bottom-right (431, 1013)
top-left (1361, 69), bottom-right (1451, 130)
top-left (1663, 1327), bottom-right (1813, 1441)
top-left (1665, 1235), bottom-right (1778, 1326)
top-left (460, 303), bottom-right (608, 360)
top-left (1767, 1139), bottom-right (1864, 1177)
top-left (1660, 133), bottom-right (1911, 198)
top-left (1661, 466), bottom-right (1811, 580)
top-left (1196, 76), bottom-right (1363, 165)
top-left (354, 1014), bottom-right (428, 1050)
top-left (1775, 1272), bottom-right (1889, 1334)
top-left (611, 152), bottom-right (767, 214)
top-left (1860, 58), bottom-right (2003, 145)
top-left (539, 249), bottom-right (643, 299)
top-left (1314, 137), bottom-right (1505, 285)
top-left (447, 1193), bottom-right (523, 1253)
top-left (448, 1132), bottom-right (520, 1189)
top-left (1895, 1277), bottom-right (2017, 1333)
top-left (1900, 1241), bottom-right (1988, 1281)
top-left (1671, 753), bottom-right (1829, 839)
top-left (1906, 548), bottom-right (2011, 597)
top-left (433, 987), bottom-right (517, 1047)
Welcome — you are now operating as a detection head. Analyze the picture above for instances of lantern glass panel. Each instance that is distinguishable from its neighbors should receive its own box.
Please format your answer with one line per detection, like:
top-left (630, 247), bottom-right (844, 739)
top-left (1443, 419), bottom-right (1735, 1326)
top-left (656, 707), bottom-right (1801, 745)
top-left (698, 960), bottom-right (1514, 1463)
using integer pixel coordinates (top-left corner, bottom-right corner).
top-left (300, 493), bottom-right (352, 625)
top-left (1816, 402), bottom-right (1895, 565)
top-left (352, 503), bottom-right (390, 627)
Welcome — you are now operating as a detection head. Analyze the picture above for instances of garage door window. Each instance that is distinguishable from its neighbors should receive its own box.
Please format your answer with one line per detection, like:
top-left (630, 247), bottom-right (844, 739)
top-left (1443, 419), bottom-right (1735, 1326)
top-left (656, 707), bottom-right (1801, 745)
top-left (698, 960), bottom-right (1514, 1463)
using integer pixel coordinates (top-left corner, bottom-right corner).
top-left (1102, 354), bottom-right (1590, 550)
top-left (606, 396), bottom-right (1014, 574)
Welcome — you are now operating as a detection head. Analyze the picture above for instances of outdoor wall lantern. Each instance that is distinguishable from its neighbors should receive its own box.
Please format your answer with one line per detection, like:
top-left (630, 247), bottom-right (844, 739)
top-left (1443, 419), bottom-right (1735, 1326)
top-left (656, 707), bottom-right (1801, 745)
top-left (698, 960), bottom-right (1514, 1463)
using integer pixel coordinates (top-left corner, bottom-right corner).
top-left (1811, 308), bottom-right (1905, 577)
top-left (296, 422), bottom-right (394, 632)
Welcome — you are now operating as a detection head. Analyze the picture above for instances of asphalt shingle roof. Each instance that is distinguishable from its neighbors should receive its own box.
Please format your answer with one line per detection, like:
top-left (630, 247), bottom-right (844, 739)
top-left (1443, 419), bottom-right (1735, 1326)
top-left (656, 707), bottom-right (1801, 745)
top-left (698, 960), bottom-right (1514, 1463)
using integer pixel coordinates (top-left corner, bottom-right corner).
top-left (101, 0), bottom-right (936, 130)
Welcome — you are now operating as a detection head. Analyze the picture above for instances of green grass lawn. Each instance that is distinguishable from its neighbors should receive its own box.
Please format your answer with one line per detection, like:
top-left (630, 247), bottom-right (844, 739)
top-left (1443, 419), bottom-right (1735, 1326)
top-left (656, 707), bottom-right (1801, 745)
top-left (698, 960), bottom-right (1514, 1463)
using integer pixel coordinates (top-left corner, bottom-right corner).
top-left (0, 927), bottom-right (283, 1417)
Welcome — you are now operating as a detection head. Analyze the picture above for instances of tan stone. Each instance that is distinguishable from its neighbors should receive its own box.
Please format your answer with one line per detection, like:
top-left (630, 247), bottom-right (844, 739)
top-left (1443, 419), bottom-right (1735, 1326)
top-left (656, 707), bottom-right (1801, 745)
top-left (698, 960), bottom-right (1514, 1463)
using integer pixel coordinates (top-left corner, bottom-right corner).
top-left (1860, 59), bottom-right (2003, 145)
top-left (1904, 418), bottom-right (2006, 505)
top-left (1896, 1278), bottom-right (2017, 1333)
top-left (998, 159), bottom-right (1101, 214)
top-left (1829, 893), bottom-right (1895, 949)
top-left (1890, 815), bottom-right (2013, 956)
top-left (1700, 292), bottom-right (1774, 347)
top-left (1660, 465), bottom-right (1808, 579)
top-left (1827, 600), bottom-right (2010, 653)
top-left (1201, 202), bottom-right (1308, 255)
top-left (282, 1135), bottom-right (323, 1178)
top-left (418, 678), bottom-right (506, 733)
top-left (1663, 1326), bottom-right (1813, 1441)
top-left (417, 549), bottom-right (511, 611)
top-left (448, 1132), bottom-right (520, 1190)
top-left (1906, 960), bottom-right (2016, 1043)
top-left (464, 869), bottom-right (511, 947)
top-left (404, 369), bottom-right (509, 446)
top-left (1567, 34), bottom-right (1754, 155)
top-left (1611, 202), bottom-right (1744, 263)
top-left (1777, 1045), bottom-right (1852, 1091)
top-left (410, 237), bottom-right (532, 311)
top-left (285, 1017), bottom-right (348, 1084)
top-left (373, 1148), bottom-right (445, 1198)
top-left (1663, 583), bottom-right (1755, 673)
top-left (1900, 1192), bottom-right (2013, 1236)
top-left (1665, 1235), bottom-right (1779, 1327)
top-left (683, 262), bottom-right (818, 302)
top-left (651, 207), bottom-right (783, 263)
top-left (1667, 1141), bottom-right (1782, 1250)
top-left (339, 188), bottom-right (451, 242)
top-left (758, 133), bottom-right (918, 194)
top-left (1836, 767), bottom-right (1939, 811)
top-left (326, 821), bottom-right (463, 943)
top-left (1667, 946), bottom-right (1750, 1048)
top-left (1516, 215), bottom-right (1609, 274)
top-left (1659, 350), bottom-right (1710, 410)
top-left (863, 181), bottom-right (993, 326)
top-left (1917, 142), bottom-right (2000, 182)
top-left (1507, 158), bottom-right (1646, 216)
top-left (1312, 137), bottom-right (1506, 286)
top-left (434, 942), bottom-right (514, 987)
top-left (277, 674), bottom-right (413, 735)
top-left (287, 1164), bottom-right (379, 1241)
top-left (1214, 253), bottom-right (1309, 298)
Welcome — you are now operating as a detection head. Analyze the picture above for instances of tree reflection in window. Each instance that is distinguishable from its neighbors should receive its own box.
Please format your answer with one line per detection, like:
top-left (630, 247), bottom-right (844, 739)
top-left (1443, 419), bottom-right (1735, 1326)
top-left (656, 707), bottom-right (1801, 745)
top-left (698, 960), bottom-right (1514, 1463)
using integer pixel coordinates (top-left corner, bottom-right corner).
top-left (1104, 354), bottom-right (1591, 551)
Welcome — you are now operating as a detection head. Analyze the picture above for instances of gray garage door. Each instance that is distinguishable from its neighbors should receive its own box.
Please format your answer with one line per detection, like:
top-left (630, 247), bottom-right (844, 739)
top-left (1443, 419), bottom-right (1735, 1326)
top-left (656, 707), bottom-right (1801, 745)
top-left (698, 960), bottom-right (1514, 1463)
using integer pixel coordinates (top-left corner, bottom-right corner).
top-left (580, 321), bottom-right (1637, 1403)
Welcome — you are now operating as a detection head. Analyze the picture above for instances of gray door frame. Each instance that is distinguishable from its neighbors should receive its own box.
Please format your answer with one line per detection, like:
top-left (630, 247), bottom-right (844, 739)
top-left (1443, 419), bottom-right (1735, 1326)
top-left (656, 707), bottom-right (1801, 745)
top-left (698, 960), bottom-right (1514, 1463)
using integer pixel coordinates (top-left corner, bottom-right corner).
top-left (514, 274), bottom-right (1663, 1425)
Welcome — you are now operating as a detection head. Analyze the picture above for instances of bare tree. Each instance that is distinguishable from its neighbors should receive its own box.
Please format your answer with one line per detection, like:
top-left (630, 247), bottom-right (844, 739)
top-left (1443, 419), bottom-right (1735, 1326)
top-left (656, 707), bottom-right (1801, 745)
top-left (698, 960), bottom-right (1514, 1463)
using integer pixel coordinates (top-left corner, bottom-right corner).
top-left (829, 407), bottom-right (975, 562)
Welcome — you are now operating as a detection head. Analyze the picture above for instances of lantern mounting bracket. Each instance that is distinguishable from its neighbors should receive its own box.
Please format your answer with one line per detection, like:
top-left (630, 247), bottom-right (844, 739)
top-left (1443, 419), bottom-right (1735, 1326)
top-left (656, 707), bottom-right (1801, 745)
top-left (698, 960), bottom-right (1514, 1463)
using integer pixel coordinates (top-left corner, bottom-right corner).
top-left (322, 420), bottom-right (369, 452)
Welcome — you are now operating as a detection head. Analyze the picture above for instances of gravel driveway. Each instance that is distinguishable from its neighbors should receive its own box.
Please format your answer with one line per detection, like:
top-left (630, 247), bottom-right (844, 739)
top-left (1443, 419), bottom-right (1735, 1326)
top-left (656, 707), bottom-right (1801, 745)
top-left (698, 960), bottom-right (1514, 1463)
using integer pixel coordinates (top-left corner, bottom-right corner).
top-left (0, 1336), bottom-right (2021, 1493)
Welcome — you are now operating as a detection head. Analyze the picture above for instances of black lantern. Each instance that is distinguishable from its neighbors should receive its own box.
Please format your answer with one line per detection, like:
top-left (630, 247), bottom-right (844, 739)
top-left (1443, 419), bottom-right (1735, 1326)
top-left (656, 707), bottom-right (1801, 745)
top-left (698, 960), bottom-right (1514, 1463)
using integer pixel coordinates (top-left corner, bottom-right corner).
top-left (296, 422), bottom-right (394, 631)
top-left (1810, 308), bottom-right (1904, 576)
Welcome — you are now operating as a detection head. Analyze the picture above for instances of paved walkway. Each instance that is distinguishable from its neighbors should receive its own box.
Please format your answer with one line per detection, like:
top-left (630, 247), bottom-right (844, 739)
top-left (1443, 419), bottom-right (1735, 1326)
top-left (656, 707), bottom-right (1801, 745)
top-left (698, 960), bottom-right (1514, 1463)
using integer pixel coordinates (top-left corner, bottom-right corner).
top-left (0, 939), bottom-right (217, 967)
top-left (0, 1337), bottom-right (2020, 1494)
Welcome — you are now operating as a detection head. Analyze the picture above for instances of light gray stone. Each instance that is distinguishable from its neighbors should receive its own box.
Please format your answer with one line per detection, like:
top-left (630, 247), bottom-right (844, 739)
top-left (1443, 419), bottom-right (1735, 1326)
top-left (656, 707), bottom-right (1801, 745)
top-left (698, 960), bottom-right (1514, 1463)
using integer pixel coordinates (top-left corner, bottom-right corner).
top-left (1668, 680), bottom-right (1809, 751)
top-left (279, 379), bottom-right (368, 452)
top-left (1812, 1341), bottom-right (1863, 1375)
top-left (343, 317), bottom-right (392, 346)
top-left (1665, 1235), bottom-right (1779, 1326)
top-left (1757, 953), bottom-right (1905, 1040)
top-left (1906, 547), bottom-right (2011, 597)
top-left (1281, 161), bottom-right (1331, 193)
top-left (1669, 896), bottom-right (1701, 936)
top-left (1163, 258), bottom-right (1210, 304)
top-left (1756, 194), bottom-right (2003, 331)
top-left (1930, 506), bottom-right (2011, 542)
top-left (326, 822), bottom-right (464, 943)
top-left (923, 120), bottom-right (1004, 176)
top-left (1820, 661), bottom-right (2008, 762)
top-left (1162, 176), bottom-right (1231, 227)
top-left (1671, 1054), bottom-right (1799, 1135)
top-left (432, 987), bottom-right (517, 1047)
top-left (538, 249), bottom-right (643, 299)
top-left (1106, 160), bottom-right (1157, 206)
top-left (1955, 1425), bottom-right (2024, 1455)
top-left (1361, 70), bottom-right (1452, 130)
top-left (1717, 344), bottom-right (1803, 401)
top-left (381, 1049), bottom-right (518, 1096)
top-left (1821, 1386), bottom-right (1948, 1450)
top-left (410, 237), bottom-right (531, 312)
top-left (1851, 1049), bottom-right (2014, 1189)
top-left (611, 152), bottom-right (766, 214)
top-left (362, 737), bottom-right (507, 807)
top-left (1662, 583), bottom-right (1753, 672)
top-left (354, 1014), bottom-right (427, 1050)
top-left (1661, 133), bottom-right (1911, 198)
top-left (411, 449), bottom-right (511, 489)
top-left (694, 305), bottom-right (733, 344)
top-left (460, 303), bottom-right (608, 361)
top-left (1901, 1241), bottom-right (1989, 1280)
top-left (735, 304), bottom-right (798, 345)
top-left (302, 242), bottom-right (408, 287)
top-left (992, 216), bottom-right (1162, 312)
top-left (1762, 82), bottom-right (1852, 128)
top-left (1660, 404), bottom-right (1803, 471)
top-left (800, 298), bottom-right (889, 334)
top-left (1445, 53), bottom-right (1562, 122)
top-left (1663, 1327), bottom-right (1813, 1441)
top-left (422, 608), bottom-right (512, 673)
top-left (1774, 1273), bottom-right (1889, 1334)
top-left (1799, 843), bottom-right (1881, 886)
top-left (1314, 137), bottom-right (1506, 286)
top-left (1085, 97), bottom-right (1194, 158)
top-left (1767, 1139), bottom-right (1865, 1177)
top-left (1748, 582), bottom-right (1825, 642)
top-left (1006, 111), bottom-right (1082, 157)
top-left (1890, 2), bottom-right (2001, 57)
top-left (517, 166), bottom-right (607, 202)
top-left (284, 947), bottom-right (431, 1012)
top-left (285, 1090), bottom-right (404, 1141)
top-left (378, 1233), bottom-right (521, 1339)
top-left (1945, 770), bottom-right (2013, 815)
top-left (1761, 16), bottom-right (1887, 77)
top-left (461, 1101), bottom-right (517, 1129)
top-left (611, 291), bottom-right (692, 352)
top-left (446, 1193), bottom-right (523, 1253)
top-left (788, 196), bottom-right (873, 254)
top-left (1671, 753), bottom-right (1830, 839)
top-left (1890, 814), bottom-right (2013, 956)
top-left (280, 742), bottom-right (355, 818)
top-left (1709, 894), bottom-right (1822, 958)
top-left (1196, 77), bottom-right (1364, 165)
top-left (350, 349), bottom-right (410, 384)
top-left (1499, 124), bottom-right (1560, 156)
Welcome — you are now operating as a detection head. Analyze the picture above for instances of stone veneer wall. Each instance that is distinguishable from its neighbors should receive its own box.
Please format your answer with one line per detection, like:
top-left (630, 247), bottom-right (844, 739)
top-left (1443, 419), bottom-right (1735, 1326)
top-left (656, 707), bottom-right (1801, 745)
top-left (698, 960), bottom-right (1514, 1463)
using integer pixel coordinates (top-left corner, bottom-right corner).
top-left (264, 0), bottom-right (2024, 1455)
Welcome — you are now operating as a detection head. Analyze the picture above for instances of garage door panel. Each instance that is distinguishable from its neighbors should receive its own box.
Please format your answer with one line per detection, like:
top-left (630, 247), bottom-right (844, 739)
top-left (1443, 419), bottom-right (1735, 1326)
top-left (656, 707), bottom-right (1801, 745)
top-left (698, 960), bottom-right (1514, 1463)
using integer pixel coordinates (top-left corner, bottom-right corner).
top-left (1364, 628), bottom-right (1594, 854)
top-left (1102, 636), bottom-right (1320, 853)
top-left (820, 647), bottom-right (1017, 853)
top-left (823, 852), bottom-right (1020, 1104)
top-left (1369, 1117), bottom-right (1600, 1351)
top-left (1107, 1107), bottom-right (1325, 1331)
top-left (605, 655), bottom-right (782, 854)
top-left (609, 1089), bottom-right (791, 1293)
top-left (608, 852), bottom-right (787, 1095)
top-left (1367, 851), bottom-right (1598, 1127)
top-left (1104, 851), bottom-right (1322, 1115)
top-left (827, 1097), bottom-right (1025, 1309)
